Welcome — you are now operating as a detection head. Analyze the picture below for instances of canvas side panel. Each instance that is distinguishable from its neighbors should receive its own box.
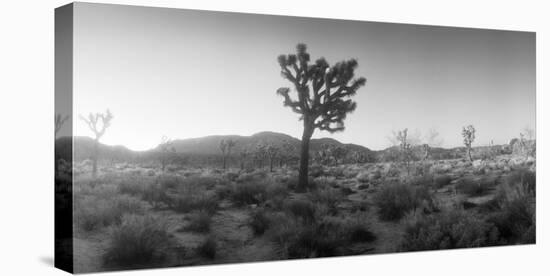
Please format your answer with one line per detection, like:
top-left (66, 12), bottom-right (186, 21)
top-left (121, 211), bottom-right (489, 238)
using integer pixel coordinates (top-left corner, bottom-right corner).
top-left (55, 3), bottom-right (74, 274)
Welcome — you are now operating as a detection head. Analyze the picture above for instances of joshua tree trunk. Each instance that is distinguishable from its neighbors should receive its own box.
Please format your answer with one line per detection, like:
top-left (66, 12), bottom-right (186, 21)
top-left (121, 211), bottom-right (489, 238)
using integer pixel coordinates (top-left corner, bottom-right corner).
top-left (222, 156), bottom-right (227, 170)
top-left (298, 121), bottom-right (314, 190)
top-left (92, 138), bottom-right (99, 177)
top-left (467, 147), bottom-right (472, 162)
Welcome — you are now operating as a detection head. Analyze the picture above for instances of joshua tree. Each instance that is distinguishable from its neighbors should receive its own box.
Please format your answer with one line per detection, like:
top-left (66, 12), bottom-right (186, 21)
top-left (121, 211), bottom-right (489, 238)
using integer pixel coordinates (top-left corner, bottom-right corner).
top-left (158, 136), bottom-right (176, 171)
top-left (396, 128), bottom-right (413, 175)
top-left (239, 148), bottom-right (251, 170)
top-left (331, 145), bottom-right (349, 165)
top-left (219, 139), bottom-right (236, 170)
top-left (55, 113), bottom-right (69, 137)
top-left (279, 139), bottom-right (296, 168)
top-left (277, 43), bottom-right (366, 190)
top-left (422, 128), bottom-right (443, 160)
top-left (266, 145), bottom-right (280, 172)
top-left (79, 109), bottom-right (113, 177)
top-left (254, 143), bottom-right (268, 169)
top-left (462, 125), bottom-right (476, 161)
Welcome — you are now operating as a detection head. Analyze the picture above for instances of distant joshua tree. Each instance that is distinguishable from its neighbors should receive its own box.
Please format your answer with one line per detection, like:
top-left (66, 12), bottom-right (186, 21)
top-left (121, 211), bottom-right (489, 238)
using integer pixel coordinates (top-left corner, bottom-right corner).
top-left (396, 128), bottom-right (413, 175)
top-left (254, 143), bottom-right (268, 169)
top-left (462, 125), bottom-right (476, 162)
top-left (331, 145), bottom-right (349, 165)
top-left (219, 139), bottom-right (236, 170)
top-left (79, 109), bottom-right (113, 177)
top-left (279, 139), bottom-right (296, 168)
top-left (239, 148), bottom-right (251, 170)
top-left (55, 113), bottom-right (69, 137)
top-left (158, 136), bottom-right (176, 171)
top-left (266, 145), bottom-right (280, 172)
top-left (277, 43), bottom-right (366, 190)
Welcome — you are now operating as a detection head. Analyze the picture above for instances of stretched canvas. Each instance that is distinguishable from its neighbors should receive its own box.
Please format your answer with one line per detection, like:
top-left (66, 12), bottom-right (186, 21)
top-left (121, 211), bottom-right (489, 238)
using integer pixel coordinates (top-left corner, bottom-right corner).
top-left (55, 2), bottom-right (536, 273)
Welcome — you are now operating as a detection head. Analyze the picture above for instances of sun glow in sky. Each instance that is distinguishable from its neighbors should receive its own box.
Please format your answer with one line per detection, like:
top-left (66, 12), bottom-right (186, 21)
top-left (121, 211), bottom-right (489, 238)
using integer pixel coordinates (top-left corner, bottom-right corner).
top-left (71, 3), bottom-right (535, 151)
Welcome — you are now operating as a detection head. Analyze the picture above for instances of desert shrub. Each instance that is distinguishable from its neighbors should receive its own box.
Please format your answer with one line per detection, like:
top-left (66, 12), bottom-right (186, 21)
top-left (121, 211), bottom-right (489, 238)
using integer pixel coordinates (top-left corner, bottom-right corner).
top-left (269, 215), bottom-right (375, 259)
top-left (236, 170), bottom-right (267, 183)
top-left (75, 195), bottom-right (147, 231)
top-left (171, 192), bottom-right (218, 214)
top-left (434, 175), bottom-right (453, 189)
top-left (373, 184), bottom-right (433, 221)
top-left (157, 174), bottom-right (183, 190)
top-left (504, 168), bottom-right (535, 197)
top-left (141, 183), bottom-right (171, 208)
top-left (117, 176), bottom-right (150, 196)
top-left (487, 196), bottom-right (535, 244)
top-left (196, 236), bottom-right (217, 259)
top-left (344, 219), bottom-right (377, 243)
top-left (249, 208), bottom-right (272, 235)
top-left (400, 210), bottom-right (499, 251)
top-left (409, 174), bottom-right (433, 187)
top-left (283, 199), bottom-right (317, 224)
top-left (227, 178), bottom-right (288, 206)
top-left (307, 187), bottom-right (344, 215)
top-left (104, 214), bottom-right (172, 266)
top-left (184, 211), bottom-right (212, 233)
top-left (455, 177), bottom-right (498, 197)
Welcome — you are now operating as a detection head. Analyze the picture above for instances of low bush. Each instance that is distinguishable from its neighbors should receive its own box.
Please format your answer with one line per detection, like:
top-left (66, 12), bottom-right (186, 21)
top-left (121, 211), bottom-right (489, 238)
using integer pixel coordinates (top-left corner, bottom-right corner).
top-left (373, 184), bottom-right (433, 221)
top-left (455, 177), bottom-right (497, 197)
top-left (283, 199), bottom-right (317, 224)
top-left (104, 214), bottom-right (172, 266)
top-left (487, 195), bottom-right (535, 244)
top-left (434, 175), bottom-right (453, 189)
top-left (249, 208), bottom-right (272, 235)
top-left (171, 192), bottom-right (218, 214)
top-left (409, 174), bottom-right (433, 187)
top-left (307, 187), bottom-right (344, 215)
top-left (196, 236), bottom-right (217, 259)
top-left (184, 211), bottom-right (212, 233)
top-left (226, 178), bottom-right (288, 206)
top-left (267, 215), bottom-right (376, 259)
top-left (400, 210), bottom-right (499, 251)
top-left (75, 195), bottom-right (147, 231)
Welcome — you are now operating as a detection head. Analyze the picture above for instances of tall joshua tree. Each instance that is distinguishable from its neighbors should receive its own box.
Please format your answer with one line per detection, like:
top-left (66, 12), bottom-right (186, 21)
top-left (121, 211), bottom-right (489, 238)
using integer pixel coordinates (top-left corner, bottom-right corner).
top-left (219, 139), bottom-right (236, 170)
top-left (277, 43), bottom-right (366, 190)
top-left (79, 109), bottom-right (113, 177)
top-left (462, 125), bottom-right (476, 162)
top-left (266, 144), bottom-right (280, 172)
top-left (397, 128), bottom-right (413, 175)
top-left (158, 136), bottom-right (176, 171)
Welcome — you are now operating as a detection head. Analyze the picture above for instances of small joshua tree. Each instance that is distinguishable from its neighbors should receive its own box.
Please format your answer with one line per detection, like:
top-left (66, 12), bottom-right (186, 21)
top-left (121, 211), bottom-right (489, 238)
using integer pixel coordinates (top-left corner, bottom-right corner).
top-left (158, 136), bottom-right (176, 171)
top-left (219, 139), bottom-right (236, 170)
top-left (266, 145), bottom-right (280, 172)
top-left (79, 109), bottom-right (113, 177)
top-left (396, 128), bottom-right (413, 175)
top-left (331, 145), bottom-right (349, 165)
top-left (462, 125), bottom-right (476, 162)
top-left (254, 143), bottom-right (268, 169)
top-left (277, 43), bottom-right (366, 190)
top-left (239, 148), bottom-right (253, 171)
top-left (279, 139), bottom-right (296, 168)
top-left (55, 113), bottom-right (69, 137)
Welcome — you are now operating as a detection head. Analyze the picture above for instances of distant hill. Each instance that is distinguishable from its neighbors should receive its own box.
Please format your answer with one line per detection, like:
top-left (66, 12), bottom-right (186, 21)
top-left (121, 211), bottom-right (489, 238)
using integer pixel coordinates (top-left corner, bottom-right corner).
top-left (59, 131), bottom-right (372, 162)
top-left (56, 131), bottom-right (521, 163)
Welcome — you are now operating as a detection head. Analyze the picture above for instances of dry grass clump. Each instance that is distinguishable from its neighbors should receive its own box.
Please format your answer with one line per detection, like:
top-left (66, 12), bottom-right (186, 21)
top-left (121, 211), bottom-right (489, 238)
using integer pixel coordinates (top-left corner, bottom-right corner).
top-left (75, 194), bottom-right (147, 232)
top-left (104, 214), bottom-right (172, 266)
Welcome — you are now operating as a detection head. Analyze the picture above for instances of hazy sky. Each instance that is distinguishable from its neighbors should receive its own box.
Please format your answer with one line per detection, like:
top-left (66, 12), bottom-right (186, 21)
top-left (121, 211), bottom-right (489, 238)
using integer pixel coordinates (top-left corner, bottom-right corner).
top-left (72, 3), bottom-right (535, 151)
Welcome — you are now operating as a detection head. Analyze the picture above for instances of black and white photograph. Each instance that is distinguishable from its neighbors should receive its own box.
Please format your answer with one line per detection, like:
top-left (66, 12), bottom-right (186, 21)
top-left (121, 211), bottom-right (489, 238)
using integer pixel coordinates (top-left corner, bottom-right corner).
top-left (51, 2), bottom-right (538, 273)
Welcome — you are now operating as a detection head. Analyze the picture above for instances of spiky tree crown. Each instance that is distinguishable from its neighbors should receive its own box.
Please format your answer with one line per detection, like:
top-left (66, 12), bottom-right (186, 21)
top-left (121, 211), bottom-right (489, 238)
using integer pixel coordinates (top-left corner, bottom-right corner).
top-left (462, 125), bottom-right (476, 146)
top-left (277, 43), bottom-right (366, 133)
top-left (79, 109), bottom-right (113, 139)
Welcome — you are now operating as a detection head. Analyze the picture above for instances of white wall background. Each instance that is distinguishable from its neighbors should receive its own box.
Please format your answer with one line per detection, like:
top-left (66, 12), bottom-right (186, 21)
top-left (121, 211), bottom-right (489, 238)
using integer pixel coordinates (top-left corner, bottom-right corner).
top-left (0, 0), bottom-right (547, 275)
